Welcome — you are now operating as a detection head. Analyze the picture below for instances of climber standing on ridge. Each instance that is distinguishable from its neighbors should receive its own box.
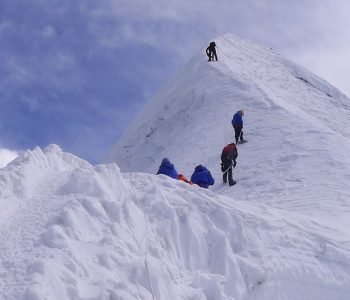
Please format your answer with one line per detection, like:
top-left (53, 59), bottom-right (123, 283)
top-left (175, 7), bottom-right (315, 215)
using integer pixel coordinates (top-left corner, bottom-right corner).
top-left (156, 158), bottom-right (179, 179)
top-left (190, 165), bottom-right (215, 188)
top-left (206, 41), bottom-right (218, 61)
top-left (231, 109), bottom-right (246, 144)
top-left (221, 142), bottom-right (238, 186)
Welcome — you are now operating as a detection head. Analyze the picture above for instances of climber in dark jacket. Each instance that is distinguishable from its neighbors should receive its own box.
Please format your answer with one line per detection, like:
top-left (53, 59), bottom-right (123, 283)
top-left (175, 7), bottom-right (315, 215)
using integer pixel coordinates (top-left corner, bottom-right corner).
top-left (221, 143), bottom-right (238, 186)
top-left (156, 158), bottom-right (179, 179)
top-left (206, 41), bottom-right (218, 61)
top-left (191, 165), bottom-right (215, 188)
top-left (231, 109), bottom-right (244, 144)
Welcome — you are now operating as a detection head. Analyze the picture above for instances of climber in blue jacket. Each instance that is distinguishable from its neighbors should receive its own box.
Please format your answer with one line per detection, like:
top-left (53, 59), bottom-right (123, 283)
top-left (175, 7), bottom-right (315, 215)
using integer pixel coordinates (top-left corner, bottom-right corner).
top-left (156, 158), bottom-right (179, 179)
top-left (231, 110), bottom-right (244, 144)
top-left (190, 165), bottom-right (215, 188)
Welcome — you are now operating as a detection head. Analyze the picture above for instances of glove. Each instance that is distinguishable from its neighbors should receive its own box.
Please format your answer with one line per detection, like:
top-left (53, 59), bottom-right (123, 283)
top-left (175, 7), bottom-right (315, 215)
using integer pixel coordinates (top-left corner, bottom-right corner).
top-left (233, 160), bottom-right (237, 168)
top-left (221, 163), bottom-right (225, 172)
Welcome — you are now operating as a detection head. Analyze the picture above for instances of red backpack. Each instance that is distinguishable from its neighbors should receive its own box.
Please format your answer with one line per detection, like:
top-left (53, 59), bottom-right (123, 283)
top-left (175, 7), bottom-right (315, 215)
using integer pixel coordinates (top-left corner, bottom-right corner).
top-left (221, 143), bottom-right (238, 161)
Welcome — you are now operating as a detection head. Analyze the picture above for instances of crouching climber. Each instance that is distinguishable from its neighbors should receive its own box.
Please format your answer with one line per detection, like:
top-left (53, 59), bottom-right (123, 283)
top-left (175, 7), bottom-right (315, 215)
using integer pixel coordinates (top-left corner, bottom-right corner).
top-left (221, 142), bottom-right (238, 186)
top-left (191, 165), bottom-right (215, 188)
top-left (156, 158), bottom-right (178, 179)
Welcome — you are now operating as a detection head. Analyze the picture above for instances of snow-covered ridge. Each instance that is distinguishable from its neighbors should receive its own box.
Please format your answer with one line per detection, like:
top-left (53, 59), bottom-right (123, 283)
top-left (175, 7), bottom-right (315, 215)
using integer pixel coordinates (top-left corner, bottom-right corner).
top-left (1, 145), bottom-right (350, 300)
top-left (105, 33), bottom-right (350, 229)
top-left (106, 33), bottom-right (350, 173)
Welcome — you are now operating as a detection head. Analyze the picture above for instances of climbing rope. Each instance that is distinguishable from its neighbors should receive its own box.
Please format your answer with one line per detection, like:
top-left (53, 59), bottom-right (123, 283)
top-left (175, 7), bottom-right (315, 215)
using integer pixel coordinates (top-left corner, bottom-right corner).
top-left (222, 162), bottom-right (234, 175)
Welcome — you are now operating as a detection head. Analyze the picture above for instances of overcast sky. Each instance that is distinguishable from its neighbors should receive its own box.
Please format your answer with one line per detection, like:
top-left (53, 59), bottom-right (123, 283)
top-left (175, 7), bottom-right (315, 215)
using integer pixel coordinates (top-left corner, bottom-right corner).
top-left (0, 0), bottom-right (349, 164)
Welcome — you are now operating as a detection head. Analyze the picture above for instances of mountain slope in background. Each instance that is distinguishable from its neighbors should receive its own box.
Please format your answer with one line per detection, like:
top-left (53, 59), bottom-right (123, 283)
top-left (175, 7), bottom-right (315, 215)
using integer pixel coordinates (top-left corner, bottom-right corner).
top-left (106, 33), bottom-right (350, 230)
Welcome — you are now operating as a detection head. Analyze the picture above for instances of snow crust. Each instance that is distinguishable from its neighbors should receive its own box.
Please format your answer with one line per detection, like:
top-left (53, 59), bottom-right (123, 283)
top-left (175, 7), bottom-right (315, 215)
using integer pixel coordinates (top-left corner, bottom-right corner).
top-left (1, 34), bottom-right (350, 299)
top-left (1, 145), bottom-right (350, 299)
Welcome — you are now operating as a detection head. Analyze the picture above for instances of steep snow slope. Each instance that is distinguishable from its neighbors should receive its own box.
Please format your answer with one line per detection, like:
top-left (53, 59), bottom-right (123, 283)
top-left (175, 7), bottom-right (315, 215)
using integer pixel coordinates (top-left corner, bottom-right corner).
top-left (106, 33), bottom-right (350, 230)
top-left (1, 145), bottom-right (350, 300)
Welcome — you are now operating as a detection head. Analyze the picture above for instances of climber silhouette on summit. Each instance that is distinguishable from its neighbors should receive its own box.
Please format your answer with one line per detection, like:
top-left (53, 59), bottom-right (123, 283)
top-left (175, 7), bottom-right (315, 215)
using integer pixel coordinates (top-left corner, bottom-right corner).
top-left (206, 42), bottom-right (218, 61)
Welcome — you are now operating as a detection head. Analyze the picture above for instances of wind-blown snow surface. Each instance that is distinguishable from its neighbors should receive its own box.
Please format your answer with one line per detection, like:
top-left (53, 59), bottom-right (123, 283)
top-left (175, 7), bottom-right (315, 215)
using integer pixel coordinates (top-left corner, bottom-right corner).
top-left (1, 145), bottom-right (350, 300)
top-left (106, 33), bottom-right (350, 230)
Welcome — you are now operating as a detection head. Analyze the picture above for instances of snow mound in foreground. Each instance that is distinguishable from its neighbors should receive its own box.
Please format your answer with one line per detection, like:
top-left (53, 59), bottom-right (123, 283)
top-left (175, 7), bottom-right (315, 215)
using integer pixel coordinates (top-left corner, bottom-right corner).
top-left (1, 145), bottom-right (350, 300)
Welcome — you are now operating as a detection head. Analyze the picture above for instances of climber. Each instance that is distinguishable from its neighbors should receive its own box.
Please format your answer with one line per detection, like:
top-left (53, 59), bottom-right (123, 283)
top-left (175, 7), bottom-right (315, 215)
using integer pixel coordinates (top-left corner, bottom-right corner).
top-left (206, 41), bottom-right (218, 61)
top-left (231, 109), bottom-right (245, 144)
top-left (190, 165), bottom-right (215, 188)
top-left (221, 143), bottom-right (238, 186)
top-left (156, 158), bottom-right (179, 179)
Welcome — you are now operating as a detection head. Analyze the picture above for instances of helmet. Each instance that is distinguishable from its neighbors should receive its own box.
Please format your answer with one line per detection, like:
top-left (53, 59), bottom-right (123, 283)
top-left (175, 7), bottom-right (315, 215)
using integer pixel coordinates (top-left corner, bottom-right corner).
top-left (239, 109), bottom-right (244, 115)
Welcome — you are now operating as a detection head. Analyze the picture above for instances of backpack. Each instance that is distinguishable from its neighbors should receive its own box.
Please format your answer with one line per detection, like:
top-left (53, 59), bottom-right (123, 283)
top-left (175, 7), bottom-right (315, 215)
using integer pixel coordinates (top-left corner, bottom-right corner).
top-left (221, 144), bottom-right (238, 161)
top-left (178, 174), bottom-right (192, 185)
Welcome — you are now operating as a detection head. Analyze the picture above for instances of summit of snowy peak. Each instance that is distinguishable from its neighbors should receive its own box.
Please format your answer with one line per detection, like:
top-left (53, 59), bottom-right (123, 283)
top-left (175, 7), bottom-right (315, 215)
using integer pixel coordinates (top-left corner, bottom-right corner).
top-left (106, 34), bottom-right (350, 228)
top-left (208, 33), bottom-right (348, 102)
top-left (106, 33), bottom-right (350, 169)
